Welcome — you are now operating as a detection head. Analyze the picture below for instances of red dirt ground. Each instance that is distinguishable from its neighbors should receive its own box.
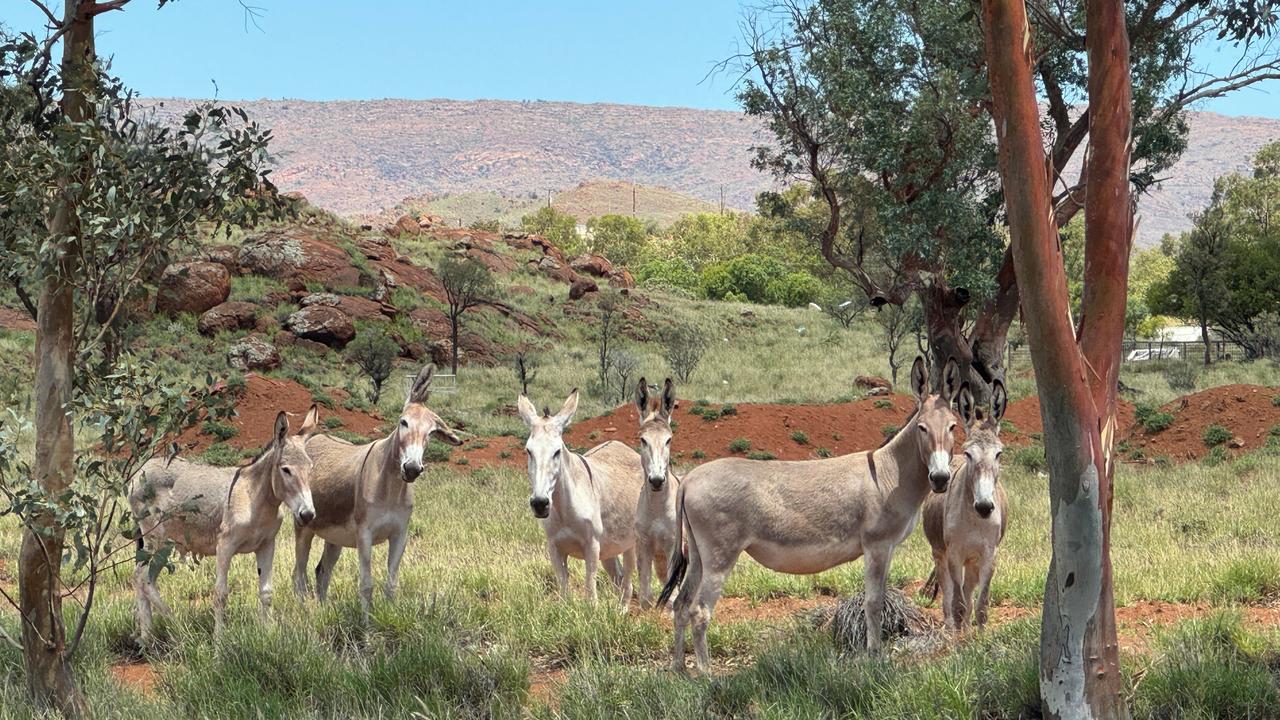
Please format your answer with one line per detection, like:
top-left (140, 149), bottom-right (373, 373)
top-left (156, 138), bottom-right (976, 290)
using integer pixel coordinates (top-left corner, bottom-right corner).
top-left (111, 661), bottom-right (159, 696)
top-left (0, 307), bottom-right (36, 332)
top-left (1126, 384), bottom-right (1280, 461)
top-left (176, 374), bottom-right (386, 454)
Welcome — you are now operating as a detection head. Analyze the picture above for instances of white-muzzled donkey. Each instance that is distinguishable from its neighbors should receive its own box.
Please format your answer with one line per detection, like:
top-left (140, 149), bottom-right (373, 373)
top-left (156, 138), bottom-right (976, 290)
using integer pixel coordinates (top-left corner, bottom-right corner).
top-left (129, 409), bottom-right (317, 640)
top-left (658, 356), bottom-right (963, 671)
top-left (922, 380), bottom-right (1008, 633)
top-left (291, 364), bottom-right (461, 615)
top-left (519, 389), bottom-right (644, 605)
top-left (633, 377), bottom-right (680, 609)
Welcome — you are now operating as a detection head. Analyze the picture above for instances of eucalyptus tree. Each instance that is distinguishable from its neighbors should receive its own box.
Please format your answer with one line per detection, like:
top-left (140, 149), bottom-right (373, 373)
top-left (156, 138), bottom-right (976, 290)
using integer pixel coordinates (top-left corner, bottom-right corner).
top-left (0, 2), bottom-right (278, 713)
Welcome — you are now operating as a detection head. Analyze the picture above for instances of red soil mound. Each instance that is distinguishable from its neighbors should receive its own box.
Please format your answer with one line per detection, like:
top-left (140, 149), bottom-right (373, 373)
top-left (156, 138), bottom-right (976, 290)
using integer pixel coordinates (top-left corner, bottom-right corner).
top-left (1126, 384), bottom-right (1280, 461)
top-left (1001, 396), bottom-right (1137, 445)
top-left (176, 374), bottom-right (385, 454)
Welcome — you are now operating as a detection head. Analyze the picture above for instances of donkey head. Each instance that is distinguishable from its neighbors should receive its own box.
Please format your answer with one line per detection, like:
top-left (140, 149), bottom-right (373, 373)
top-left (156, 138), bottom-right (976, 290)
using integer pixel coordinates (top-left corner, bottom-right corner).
top-left (910, 356), bottom-right (964, 493)
top-left (271, 407), bottom-right (317, 525)
top-left (635, 377), bottom-right (676, 491)
top-left (517, 389), bottom-right (578, 519)
top-left (958, 380), bottom-right (1007, 518)
top-left (397, 364), bottom-right (462, 483)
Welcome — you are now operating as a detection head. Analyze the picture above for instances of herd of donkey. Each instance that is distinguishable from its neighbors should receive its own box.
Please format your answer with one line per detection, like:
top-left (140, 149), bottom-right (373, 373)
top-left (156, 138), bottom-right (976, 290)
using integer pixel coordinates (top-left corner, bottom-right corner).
top-left (128, 355), bottom-right (1009, 673)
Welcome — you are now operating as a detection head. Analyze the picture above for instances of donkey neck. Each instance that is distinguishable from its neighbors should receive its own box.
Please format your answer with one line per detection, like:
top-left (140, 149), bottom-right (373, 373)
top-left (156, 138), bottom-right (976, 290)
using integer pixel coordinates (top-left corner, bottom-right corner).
top-left (368, 433), bottom-right (411, 503)
top-left (549, 448), bottom-right (598, 520)
top-left (234, 448), bottom-right (282, 513)
top-left (870, 409), bottom-right (933, 499)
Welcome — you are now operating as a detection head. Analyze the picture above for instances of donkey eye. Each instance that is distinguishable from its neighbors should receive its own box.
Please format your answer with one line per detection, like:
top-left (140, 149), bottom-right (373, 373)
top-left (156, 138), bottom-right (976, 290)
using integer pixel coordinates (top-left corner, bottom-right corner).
top-left (996, 451), bottom-right (1003, 460)
top-left (399, 419), bottom-right (409, 428)
top-left (553, 449), bottom-right (562, 458)
top-left (641, 439), bottom-right (649, 447)
top-left (281, 467), bottom-right (292, 476)
top-left (948, 423), bottom-right (956, 432)
top-left (917, 425), bottom-right (927, 433)
top-left (665, 438), bottom-right (672, 445)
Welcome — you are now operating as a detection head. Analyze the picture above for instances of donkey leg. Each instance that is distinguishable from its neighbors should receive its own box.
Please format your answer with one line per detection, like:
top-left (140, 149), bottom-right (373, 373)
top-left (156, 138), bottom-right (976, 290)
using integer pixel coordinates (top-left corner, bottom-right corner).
top-left (315, 541), bottom-right (343, 602)
top-left (691, 554), bottom-right (737, 674)
top-left (636, 539), bottom-right (654, 609)
top-left (385, 528), bottom-right (409, 601)
top-left (605, 556), bottom-right (623, 588)
top-left (212, 538), bottom-right (235, 638)
top-left (292, 525), bottom-right (315, 598)
top-left (974, 553), bottom-right (996, 629)
top-left (618, 548), bottom-right (636, 609)
top-left (356, 528), bottom-right (375, 616)
top-left (862, 548), bottom-right (891, 654)
top-left (547, 540), bottom-right (570, 598)
top-left (583, 537), bottom-right (602, 604)
top-left (944, 554), bottom-right (966, 633)
top-left (960, 559), bottom-right (980, 632)
top-left (255, 541), bottom-right (277, 620)
top-left (133, 563), bottom-right (154, 643)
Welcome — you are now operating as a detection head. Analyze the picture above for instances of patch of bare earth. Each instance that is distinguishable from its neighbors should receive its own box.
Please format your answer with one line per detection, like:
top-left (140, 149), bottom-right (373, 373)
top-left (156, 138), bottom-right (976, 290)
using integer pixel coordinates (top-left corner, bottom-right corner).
top-left (111, 661), bottom-right (159, 696)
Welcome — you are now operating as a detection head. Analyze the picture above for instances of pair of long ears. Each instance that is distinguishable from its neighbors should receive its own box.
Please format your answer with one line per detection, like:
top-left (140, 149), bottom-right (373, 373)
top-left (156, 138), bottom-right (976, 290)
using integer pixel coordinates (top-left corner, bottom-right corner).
top-left (909, 356), bottom-right (963, 403)
top-left (274, 403), bottom-right (321, 442)
top-left (635, 377), bottom-right (676, 421)
top-left (956, 381), bottom-right (1008, 431)
top-left (517, 389), bottom-right (579, 430)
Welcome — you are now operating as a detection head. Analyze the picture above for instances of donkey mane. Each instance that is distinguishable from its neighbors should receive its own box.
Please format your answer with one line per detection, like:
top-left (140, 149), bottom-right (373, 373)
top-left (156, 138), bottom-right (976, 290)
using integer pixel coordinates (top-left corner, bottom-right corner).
top-left (878, 406), bottom-right (921, 449)
top-left (225, 437), bottom-right (280, 502)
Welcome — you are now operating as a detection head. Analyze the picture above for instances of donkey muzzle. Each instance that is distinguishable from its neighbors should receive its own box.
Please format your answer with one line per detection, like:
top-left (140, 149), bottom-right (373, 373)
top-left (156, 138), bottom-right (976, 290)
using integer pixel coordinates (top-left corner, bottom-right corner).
top-left (648, 476), bottom-right (667, 491)
top-left (297, 508), bottom-right (316, 526)
top-left (530, 496), bottom-right (550, 518)
top-left (402, 462), bottom-right (423, 482)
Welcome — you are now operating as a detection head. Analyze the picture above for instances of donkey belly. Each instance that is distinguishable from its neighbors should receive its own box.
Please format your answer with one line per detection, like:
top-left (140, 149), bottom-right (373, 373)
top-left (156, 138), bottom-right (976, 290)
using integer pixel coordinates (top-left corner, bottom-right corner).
top-left (747, 537), bottom-right (861, 575)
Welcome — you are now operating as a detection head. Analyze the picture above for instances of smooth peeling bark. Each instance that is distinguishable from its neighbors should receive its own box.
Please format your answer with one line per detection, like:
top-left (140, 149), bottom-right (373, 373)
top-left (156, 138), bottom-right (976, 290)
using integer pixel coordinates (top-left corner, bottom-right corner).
top-left (980, 0), bottom-right (1128, 717)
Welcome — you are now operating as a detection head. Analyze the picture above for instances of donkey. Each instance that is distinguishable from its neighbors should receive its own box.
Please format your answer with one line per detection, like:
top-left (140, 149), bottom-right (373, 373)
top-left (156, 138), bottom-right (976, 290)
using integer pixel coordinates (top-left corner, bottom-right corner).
top-left (519, 389), bottom-right (644, 604)
top-left (922, 380), bottom-right (1008, 633)
top-left (658, 356), bottom-right (963, 671)
top-left (633, 377), bottom-right (680, 608)
top-left (291, 364), bottom-right (462, 614)
top-left (129, 409), bottom-right (317, 639)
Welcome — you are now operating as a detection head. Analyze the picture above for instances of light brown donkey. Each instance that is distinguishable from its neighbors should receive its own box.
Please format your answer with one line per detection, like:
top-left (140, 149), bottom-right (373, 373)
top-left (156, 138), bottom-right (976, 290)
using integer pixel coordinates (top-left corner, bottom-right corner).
top-left (291, 364), bottom-right (462, 615)
top-left (129, 409), bottom-right (317, 640)
top-left (633, 377), bottom-right (680, 608)
top-left (658, 356), bottom-right (963, 671)
top-left (922, 380), bottom-right (1008, 632)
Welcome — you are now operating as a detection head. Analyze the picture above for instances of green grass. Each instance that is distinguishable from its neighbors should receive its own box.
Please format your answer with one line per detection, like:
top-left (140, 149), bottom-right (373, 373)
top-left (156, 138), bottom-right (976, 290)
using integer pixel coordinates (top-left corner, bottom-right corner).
top-left (728, 438), bottom-right (751, 454)
top-left (1136, 401), bottom-right (1175, 432)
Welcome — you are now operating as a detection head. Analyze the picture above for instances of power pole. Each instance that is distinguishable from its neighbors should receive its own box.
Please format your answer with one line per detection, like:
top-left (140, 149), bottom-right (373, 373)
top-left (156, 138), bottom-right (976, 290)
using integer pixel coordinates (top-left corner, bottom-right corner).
top-left (632, 183), bottom-right (637, 216)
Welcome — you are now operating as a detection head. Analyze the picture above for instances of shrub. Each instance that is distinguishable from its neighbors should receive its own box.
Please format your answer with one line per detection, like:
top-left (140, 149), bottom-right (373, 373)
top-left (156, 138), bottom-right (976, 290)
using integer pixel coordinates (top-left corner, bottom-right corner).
top-left (1203, 445), bottom-right (1231, 466)
top-left (1273, 394), bottom-right (1280, 407)
top-left (747, 450), bottom-right (776, 460)
top-left (200, 442), bottom-right (243, 467)
top-left (661, 322), bottom-right (710, 383)
top-left (699, 254), bottom-right (788, 303)
top-left (719, 404), bottom-right (738, 417)
top-left (201, 419), bottom-right (239, 442)
top-left (324, 416), bottom-right (344, 429)
top-left (1007, 444), bottom-right (1046, 473)
top-left (691, 449), bottom-right (707, 459)
top-left (635, 257), bottom-right (700, 294)
top-left (1163, 362), bottom-right (1200, 392)
top-left (815, 447), bottom-right (833, 458)
top-left (790, 430), bottom-right (809, 445)
top-left (873, 399), bottom-right (893, 409)
top-left (880, 425), bottom-right (899, 439)
top-left (468, 218), bottom-right (501, 232)
top-left (1203, 424), bottom-right (1232, 448)
top-left (729, 438), bottom-right (751, 454)
top-left (765, 271), bottom-right (824, 307)
top-left (1136, 402), bottom-right (1175, 432)
top-left (347, 327), bottom-right (401, 404)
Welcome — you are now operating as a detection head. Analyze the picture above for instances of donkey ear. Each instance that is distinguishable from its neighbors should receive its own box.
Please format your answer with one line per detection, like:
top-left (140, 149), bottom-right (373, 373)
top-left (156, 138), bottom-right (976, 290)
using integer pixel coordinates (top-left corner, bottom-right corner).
top-left (298, 404), bottom-right (319, 436)
top-left (552, 388), bottom-right (579, 431)
top-left (516, 394), bottom-right (538, 427)
top-left (910, 356), bottom-right (928, 400)
top-left (957, 383), bottom-right (975, 426)
top-left (941, 358), bottom-right (962, 402)
top-left (432, 421), bottom-right (464, 447)
top-left (273, 411), bottom-right (289, 445)
top-left (661, 378), bottom-right (676, 419)
top-left (991, 380), bottom-right (1008, 425)
top-left (635, 376), bottom-right (650, 417)
top-left (407, 364), bottom-right (435, 407)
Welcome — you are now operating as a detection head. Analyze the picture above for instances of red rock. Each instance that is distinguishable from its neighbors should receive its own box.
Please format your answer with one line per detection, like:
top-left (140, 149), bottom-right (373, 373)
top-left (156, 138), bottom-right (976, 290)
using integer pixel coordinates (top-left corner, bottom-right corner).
top-left (197, 301), bottom-right (259, 336)
top-left (156, 261), bottom-right (230, 316)
top-left (284, 305), bottom-right (355, 348)
top-left (571, 254), bottom-right (615, 278)
top-left (569, 278), bottom-right (599, 300)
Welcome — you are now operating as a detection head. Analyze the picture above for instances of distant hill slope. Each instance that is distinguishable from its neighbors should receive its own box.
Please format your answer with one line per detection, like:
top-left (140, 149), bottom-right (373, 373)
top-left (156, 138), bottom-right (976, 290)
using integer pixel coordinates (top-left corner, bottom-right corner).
top-left (143, 98), bottom-right (1279, 246)
top-left (376, 180), bottom-right (723, 229)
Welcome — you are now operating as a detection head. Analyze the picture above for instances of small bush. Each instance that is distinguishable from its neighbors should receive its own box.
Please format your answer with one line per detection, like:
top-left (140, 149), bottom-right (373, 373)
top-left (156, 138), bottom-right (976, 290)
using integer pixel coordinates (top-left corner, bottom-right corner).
top-left (699, 254), bottom-right (788, 304)
top-left (1273, 395), bottom-right (1280, 407)
top-left (880, 425), bottom-right (898, 439)
top-left (719, 404), bottom-right (738, 417)
top-left (764, 271), bottom-right (824, 307)
top-left (201, 419), bottom-right (239, 442)
top-left (635, 257), bottom-right (700, 294)
top-left (729, 438), bottom-right (751, 454)
top-left (1136, 402), bottom-right (1175, 432)
top-left (691, 449), bottom-right (707, 459)
top-left (747, 450), bottom-right (776, 460)
top-left (1203, 445), bottom-right (1231, 467)
top-left (790, 430), bottom-right (809, 445)
top-left (873, 399), bottom-right (893, 410)
top-left (661, 322), bottom-right (710, 383)
top-left (200, 443), bottom-right (243, 467)
top-left (815, 447), bottom-right (833, 458)
top-left (1203, 424), bottom-right (1232, 447)
top-left (1007, 444), bottom-right (1046, 473)
top-left (1163, 361), bottom-right (1200, 392)
top-left (454, 457), bottom-right (470, 466)
top-left (323, 416), bottom-right (344, 429)
top-left (498, 449), bottom-right (512, 460)
top-left (347, 327), bottom-right (401, 404)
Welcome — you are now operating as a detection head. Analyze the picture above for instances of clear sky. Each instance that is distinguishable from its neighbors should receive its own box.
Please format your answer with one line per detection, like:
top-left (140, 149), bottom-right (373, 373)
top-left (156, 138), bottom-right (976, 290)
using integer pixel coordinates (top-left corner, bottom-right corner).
top-left (3, 0), bottom-right (1278, 118)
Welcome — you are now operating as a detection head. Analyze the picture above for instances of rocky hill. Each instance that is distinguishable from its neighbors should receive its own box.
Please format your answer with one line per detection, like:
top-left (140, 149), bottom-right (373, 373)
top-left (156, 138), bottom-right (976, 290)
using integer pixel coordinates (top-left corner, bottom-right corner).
top-left (141, 98), bottom-right (1278, 246)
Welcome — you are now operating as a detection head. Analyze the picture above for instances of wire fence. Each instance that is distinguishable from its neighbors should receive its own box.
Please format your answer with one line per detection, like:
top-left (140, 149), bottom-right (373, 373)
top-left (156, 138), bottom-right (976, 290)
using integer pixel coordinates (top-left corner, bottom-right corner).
top-left (1006, 339), bottom-right (1247, 369)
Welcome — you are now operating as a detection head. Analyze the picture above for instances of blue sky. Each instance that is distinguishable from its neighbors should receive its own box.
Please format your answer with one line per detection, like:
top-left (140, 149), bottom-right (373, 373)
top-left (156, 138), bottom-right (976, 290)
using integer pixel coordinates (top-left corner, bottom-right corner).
top-left (4, 0), bottom-right (1278, 117)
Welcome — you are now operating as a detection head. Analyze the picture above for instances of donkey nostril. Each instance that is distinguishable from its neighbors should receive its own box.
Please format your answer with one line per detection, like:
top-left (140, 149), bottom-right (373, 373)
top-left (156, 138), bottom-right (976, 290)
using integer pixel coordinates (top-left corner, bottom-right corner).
top-left (975, 502), bottom-right (994, 518)
top-left (299, 509), bottom-right (315, 525)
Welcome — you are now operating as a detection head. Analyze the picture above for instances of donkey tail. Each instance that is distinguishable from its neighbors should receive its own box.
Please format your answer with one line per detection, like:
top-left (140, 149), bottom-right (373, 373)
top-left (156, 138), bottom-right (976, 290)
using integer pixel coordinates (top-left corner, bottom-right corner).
top-left (920, 568), bottom-right (940, 602)
top-left (656, 483), bottom-right (689, 607)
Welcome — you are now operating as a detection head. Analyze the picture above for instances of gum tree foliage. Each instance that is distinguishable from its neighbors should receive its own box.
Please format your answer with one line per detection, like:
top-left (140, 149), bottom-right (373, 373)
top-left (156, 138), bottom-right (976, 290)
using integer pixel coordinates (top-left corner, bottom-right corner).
top-left (0, 3), bottom-right (279, 712)
top-left (347, 327), bottom-right (401, 403)
top-left (520, 206), bottom-right (580, 255)
top-left (737, 0), bottom-right (1280, 393)
top-left (584, 214), bottom-right (650, 267)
